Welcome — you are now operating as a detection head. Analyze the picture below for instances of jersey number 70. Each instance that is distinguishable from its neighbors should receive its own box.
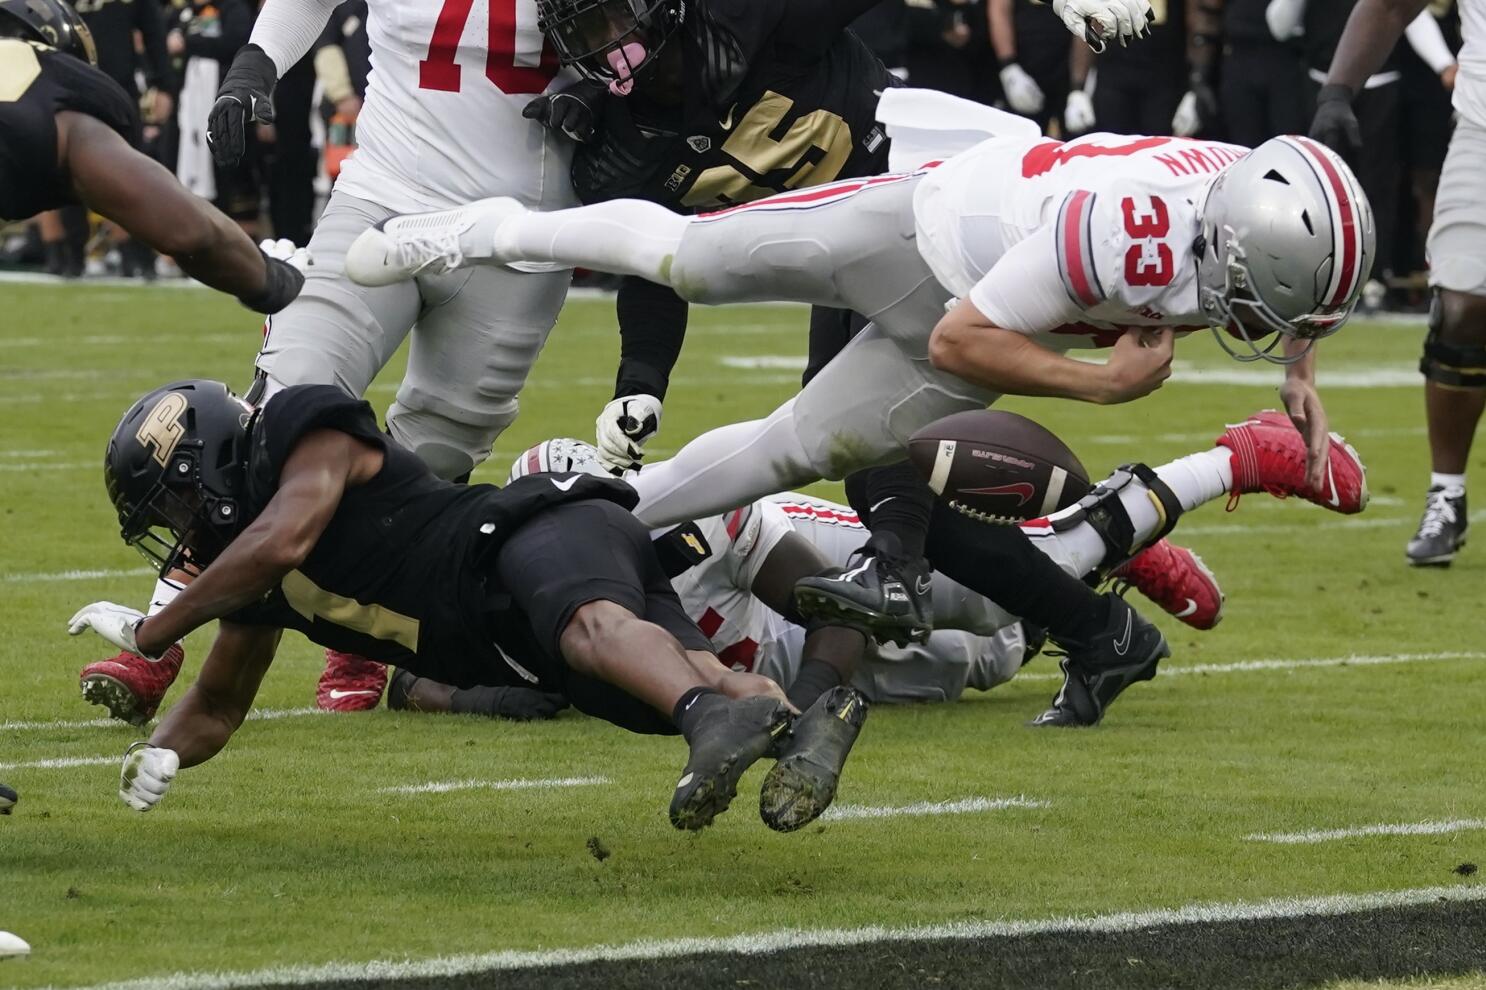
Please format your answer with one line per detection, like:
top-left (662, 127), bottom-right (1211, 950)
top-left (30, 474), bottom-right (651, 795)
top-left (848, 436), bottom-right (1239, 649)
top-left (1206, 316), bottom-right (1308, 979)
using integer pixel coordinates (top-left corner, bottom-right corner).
top-left (418, 0), bottom-right (559, 95)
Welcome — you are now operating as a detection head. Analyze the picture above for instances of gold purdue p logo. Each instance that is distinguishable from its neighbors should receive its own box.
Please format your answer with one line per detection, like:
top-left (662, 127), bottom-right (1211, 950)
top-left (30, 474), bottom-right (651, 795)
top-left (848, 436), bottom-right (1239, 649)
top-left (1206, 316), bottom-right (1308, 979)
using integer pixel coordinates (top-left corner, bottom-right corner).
top-left (136, 393), bottom-right (189, 466)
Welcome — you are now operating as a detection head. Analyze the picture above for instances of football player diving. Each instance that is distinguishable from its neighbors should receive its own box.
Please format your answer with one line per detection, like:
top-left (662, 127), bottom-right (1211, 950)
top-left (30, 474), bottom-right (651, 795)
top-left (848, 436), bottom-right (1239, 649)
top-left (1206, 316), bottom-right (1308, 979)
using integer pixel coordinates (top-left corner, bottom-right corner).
top-left (0, 0), bottom-right (306, 314)
top-left (67, 381), bottom-right (869, 833)
top-left (347, 127), bottom-right (1374, 726)
top-left (517, 0), bottom-right (1161, 690)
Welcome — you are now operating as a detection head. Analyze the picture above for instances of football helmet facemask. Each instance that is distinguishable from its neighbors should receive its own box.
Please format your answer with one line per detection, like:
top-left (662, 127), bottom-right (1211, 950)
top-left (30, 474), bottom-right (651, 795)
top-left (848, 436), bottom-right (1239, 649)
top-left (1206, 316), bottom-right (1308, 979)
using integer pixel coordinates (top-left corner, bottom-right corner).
top-left (1195, 135), bottom-right (1375, 364)
top-left (536, 0), bottom-right (684, 93)
top-left (105, 380), bottom-right (254, 576)
top-left (0, 0), bottom-right (97, 65)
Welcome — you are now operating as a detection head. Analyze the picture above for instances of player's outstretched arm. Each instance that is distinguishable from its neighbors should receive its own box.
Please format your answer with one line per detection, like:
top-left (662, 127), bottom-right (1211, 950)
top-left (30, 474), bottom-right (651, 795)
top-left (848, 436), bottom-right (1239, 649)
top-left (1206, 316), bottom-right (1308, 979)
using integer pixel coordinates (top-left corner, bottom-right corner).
top-left (1312, 0), bottom-right (1429, 153)
top-left (929, 300), bottom-right (1173, 403)
top-left (1278, 337), bottom-right (1330, 491)
top-left (60, 112), bottom-right (303, 313)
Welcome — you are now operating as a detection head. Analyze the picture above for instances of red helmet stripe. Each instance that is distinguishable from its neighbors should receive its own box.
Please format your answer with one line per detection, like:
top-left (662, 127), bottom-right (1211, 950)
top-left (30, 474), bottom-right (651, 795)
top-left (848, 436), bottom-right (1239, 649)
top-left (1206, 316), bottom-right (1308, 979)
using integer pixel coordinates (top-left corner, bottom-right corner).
top-left (1293, 137), bottom-right (1359, 307)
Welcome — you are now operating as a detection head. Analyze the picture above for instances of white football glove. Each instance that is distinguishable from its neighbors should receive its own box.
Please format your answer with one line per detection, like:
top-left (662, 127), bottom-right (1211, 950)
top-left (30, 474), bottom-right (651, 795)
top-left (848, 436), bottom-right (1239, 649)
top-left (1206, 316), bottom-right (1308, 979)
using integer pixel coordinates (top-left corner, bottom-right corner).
top-left (259, 237), bottom-right (313, 275)
top-left (119, 743), bottom-right (179, 812)
top-left (998, 63), bottom-right (1046, 116)
top-left (67, 601), bottom-right (147, 655)
top-left (1064, 89), bottom-right (1097, 133)
top-left (1052, 0), bottom-right (1153, 51)
top-left (1171, 90), bottom-right (1201, 137)
top-left (595, 394), bottom-right (662, 472)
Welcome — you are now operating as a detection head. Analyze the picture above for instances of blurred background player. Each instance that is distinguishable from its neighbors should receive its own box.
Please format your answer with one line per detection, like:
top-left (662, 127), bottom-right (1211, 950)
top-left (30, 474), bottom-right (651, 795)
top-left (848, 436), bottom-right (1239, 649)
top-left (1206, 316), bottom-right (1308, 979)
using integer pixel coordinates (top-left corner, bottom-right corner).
top-left (1309, 0), bottom-right (1479, 565)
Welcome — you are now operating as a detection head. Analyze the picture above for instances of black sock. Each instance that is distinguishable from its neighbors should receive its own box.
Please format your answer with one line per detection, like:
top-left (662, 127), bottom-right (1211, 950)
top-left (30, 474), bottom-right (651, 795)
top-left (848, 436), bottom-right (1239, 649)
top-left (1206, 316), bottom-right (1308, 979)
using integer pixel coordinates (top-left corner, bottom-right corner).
top-left (672, 687), bottom-right (724, 739)
top-left (925, 505), bottom-right (1105, 638)
top-left (786, 658), bottom-right (845, 711)
top-left (844, 461), bottom-right (934, 561)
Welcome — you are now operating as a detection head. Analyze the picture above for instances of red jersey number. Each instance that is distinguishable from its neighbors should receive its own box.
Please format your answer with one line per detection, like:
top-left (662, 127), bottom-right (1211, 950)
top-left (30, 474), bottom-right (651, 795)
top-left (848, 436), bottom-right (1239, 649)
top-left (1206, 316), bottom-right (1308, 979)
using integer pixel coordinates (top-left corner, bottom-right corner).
top-left (1021, 136), bottom-right (1173, 178)
top-left (419, 0), bottom-right (560, 94)
top-left (1120, 195), bottom-right (1174, 287)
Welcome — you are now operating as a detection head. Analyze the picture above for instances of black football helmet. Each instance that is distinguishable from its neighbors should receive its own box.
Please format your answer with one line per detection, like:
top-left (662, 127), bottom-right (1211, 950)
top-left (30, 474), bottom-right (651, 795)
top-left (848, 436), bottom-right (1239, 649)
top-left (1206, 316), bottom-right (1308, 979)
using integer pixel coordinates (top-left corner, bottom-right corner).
top-left (105, 381), bottom-right (254, 575)
top-left (537, 0), bottom-right (684, 91)
top-left (0, 0), bottom-right (98, 65)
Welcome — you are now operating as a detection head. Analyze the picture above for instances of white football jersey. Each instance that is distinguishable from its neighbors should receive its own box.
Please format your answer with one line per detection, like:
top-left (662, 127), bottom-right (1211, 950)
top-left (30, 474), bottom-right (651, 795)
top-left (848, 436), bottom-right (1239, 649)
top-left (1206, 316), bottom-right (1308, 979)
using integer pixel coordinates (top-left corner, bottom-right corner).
top-left (912, 133), bottom-right (1250, 351)
top-left (334, 0), bottom-right (579, 213)
top-left (663, 493), bottom-right (1026, 703)
top-left (1456, 0), bottom-right (1486, 129)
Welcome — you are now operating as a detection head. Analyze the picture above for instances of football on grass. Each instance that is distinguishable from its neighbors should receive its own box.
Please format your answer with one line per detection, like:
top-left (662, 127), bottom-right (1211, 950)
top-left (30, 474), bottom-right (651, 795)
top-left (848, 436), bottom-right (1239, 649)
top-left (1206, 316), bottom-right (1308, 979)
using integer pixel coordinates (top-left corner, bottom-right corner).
top-left (908, 410), bottom-right (1091, 523)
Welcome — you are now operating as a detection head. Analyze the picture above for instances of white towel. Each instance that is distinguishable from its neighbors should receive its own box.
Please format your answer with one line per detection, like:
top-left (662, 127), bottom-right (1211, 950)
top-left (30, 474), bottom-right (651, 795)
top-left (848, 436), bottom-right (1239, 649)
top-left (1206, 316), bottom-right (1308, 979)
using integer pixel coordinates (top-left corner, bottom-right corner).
top-left (877, 88), bottom-right (1042, 174)
top-left (176, 56), bottom-right (220, 202)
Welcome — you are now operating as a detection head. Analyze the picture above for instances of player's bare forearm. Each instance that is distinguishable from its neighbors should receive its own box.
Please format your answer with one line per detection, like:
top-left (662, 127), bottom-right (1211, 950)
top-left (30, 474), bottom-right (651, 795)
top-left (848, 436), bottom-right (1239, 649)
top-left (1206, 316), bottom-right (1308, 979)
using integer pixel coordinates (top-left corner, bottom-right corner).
top-left (1283, 336), bottom-right (1318, 385)
top-left (149, 621), bottom-right (280, 767)
top-left (61, 114), bottom-right (268, 298)
top-left (929, 310), bottom-right (1112, 403)
top-left (989, 0), bottom-right (1018, 60)
top-left (135, 430), bottom-right (367, 654)
top-left (1325, 0), bottom-right (1429, 90)
top-left (1186, 0), bottom-right (1220, 75)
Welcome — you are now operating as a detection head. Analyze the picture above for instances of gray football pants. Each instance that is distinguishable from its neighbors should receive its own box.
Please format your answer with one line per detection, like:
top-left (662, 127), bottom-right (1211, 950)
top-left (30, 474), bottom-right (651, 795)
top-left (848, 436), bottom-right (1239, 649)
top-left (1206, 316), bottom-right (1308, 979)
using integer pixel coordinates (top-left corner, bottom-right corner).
top-left (257, 190), bottom-right (571, 479)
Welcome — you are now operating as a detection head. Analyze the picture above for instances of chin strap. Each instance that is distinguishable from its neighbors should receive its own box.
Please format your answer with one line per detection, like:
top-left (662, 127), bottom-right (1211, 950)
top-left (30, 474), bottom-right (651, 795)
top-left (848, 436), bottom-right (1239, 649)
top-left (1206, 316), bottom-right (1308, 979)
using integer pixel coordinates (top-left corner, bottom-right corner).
top-left (1049, 462), bottom-right (1183, 574)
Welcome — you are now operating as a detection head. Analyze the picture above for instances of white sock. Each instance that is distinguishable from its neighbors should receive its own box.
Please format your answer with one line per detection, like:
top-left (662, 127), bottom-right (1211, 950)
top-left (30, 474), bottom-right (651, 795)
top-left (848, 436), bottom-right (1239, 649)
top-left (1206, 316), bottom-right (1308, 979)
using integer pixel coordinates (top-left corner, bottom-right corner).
top-left (1020, 449), bottom-right (1236, 577)
top-left (492, 200), bottom-right (688, 281)
top-left (632, 399), bottom-right (817, 528)
top-left (147, 576), bottom-right (184, 617)
top-left (1430, 471), bottom-right (1466, 494)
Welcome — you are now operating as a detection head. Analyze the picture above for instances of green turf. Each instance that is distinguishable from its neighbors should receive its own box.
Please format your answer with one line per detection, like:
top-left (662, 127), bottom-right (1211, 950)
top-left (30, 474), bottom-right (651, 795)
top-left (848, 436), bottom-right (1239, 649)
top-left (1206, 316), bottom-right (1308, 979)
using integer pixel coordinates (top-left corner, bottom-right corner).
top-left (1, 281), bottom-right (1483, 989)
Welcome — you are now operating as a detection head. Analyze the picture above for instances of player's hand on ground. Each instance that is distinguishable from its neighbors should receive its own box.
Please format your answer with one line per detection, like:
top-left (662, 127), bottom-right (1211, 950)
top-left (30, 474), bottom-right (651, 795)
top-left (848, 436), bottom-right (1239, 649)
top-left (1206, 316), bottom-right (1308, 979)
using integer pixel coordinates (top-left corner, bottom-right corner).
top-left (1053, 0), bottom-right (1152, 50)
top-left (1308, 85), bottom-right (1362, 160)
top-left (1280, 377), bottom-right (1331, 491)
top-left (595, 394), bottom-right (662, 473)
top-left (999, 64), bottom-right (1045, 115)
top-left (67, 602), bottom-right (146, 655)
top-left (207, 44), bottom-right (278, 167)
top-left (1064, 89), bottom-right (1096, 133)
top-left (259, 238), bottom-right (313, 274)
top-left (1102, 327), bottom-right (1174, 403)
top-left (523, 81), bottom-right (606, 143)
top-left (119, 743), bottom-right (179, 812)
top-left (490, 687), bottom-right (569, 721)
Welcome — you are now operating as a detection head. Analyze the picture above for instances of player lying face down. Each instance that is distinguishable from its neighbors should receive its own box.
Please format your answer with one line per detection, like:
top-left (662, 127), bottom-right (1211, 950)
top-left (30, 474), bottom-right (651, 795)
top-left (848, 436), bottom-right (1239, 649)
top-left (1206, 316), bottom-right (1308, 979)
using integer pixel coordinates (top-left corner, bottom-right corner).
top-left (67, 381), bottom-right (869, 833)
top-left (0, 0), bottom-right (305, 313)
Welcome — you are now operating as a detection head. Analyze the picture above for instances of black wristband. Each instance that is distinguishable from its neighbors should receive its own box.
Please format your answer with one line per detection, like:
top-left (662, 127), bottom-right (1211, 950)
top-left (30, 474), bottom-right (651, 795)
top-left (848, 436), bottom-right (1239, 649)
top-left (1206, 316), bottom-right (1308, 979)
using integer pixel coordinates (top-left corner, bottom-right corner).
top-left (239, 253), bottom-right (305, 315)
top-left (1316, 82), bottom-right (1356, 104)
top-left (996, 56), bottom-right (1021, 72)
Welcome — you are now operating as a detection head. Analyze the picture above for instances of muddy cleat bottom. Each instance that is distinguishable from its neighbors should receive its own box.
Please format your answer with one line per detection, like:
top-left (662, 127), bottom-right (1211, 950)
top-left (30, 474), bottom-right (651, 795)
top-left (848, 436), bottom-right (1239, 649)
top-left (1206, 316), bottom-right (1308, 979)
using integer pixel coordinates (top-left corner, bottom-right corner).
top-left (669, 696), bottom-right (793, 832)
top-left (760, 686), bottom-right (870, 832)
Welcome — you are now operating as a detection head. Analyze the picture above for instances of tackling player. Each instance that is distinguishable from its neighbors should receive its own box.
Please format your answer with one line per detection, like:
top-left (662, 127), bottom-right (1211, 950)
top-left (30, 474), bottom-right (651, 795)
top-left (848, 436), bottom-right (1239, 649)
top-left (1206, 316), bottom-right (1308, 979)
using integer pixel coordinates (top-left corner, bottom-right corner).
top-left (1310, 0), bottom-right (1482, 567)
top-left (68, 381), bottom-right (868, 832)
top-left (0, 0), bottom-right (306, 313)
top-left (345, 128), bottom-right (1374, 725)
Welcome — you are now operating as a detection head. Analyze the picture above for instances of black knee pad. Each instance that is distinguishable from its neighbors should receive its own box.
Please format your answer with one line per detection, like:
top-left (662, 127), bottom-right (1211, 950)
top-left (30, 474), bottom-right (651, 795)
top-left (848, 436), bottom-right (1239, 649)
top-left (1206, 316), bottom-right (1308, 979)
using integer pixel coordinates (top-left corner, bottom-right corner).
top-left (1421, 291), bottom-right (1486, 389)
top-left (1050, 463), bottom-right (1182, 572)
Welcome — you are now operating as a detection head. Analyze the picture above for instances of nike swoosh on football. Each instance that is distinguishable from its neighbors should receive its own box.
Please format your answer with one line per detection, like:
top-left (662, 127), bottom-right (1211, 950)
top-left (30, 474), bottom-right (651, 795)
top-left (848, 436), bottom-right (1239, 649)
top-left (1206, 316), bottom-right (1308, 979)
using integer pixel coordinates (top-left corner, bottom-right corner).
top-left (1111, 611), bottom-right (1133, 656)
top-left (550, 476), bottom-right (579, 492)
top-left (327, 689), bottom-right (379, 699)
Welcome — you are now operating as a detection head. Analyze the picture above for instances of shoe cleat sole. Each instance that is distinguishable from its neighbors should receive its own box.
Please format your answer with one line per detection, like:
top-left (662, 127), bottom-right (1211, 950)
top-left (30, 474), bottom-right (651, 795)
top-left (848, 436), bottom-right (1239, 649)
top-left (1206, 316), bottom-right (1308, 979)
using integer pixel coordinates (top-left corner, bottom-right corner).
top-left (80, 674), bottom-right (152, 727)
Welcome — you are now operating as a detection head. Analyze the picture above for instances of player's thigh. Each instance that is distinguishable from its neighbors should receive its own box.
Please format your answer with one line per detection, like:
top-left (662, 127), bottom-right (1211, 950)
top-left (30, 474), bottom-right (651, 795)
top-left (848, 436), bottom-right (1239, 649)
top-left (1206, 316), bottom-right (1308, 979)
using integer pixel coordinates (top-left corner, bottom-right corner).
top-left (793, 323), bottom-right (997, 479)
top-left (255, 191), bottom-right (422, 393)
top-left (1428, 120), bottom-right (1486, 303)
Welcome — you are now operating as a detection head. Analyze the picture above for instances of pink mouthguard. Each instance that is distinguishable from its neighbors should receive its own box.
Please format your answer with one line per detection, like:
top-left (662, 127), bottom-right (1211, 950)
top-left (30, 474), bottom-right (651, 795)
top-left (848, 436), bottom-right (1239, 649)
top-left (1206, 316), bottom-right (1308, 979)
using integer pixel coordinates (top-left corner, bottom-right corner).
top-left (606, 41), bottom-right (647, 95)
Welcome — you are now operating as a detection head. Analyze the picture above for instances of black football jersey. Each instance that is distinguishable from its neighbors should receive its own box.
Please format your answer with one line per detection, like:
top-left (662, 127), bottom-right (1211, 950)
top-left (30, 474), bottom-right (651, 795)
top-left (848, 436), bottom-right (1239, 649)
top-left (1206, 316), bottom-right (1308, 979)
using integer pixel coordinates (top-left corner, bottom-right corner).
top-left (1097, 0), bottom-right (1186, 82)
top-left (571, 2), bottom-right (895, 211)
top-left (224, 385), bottom-right (638, 689)
top-left (0, 39), bottom-right (139, 221)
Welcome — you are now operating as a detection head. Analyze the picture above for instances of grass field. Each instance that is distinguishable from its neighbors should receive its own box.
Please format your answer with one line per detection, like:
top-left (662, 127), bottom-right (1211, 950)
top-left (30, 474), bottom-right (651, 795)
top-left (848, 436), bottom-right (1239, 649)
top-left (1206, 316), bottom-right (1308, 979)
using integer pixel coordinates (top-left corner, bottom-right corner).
top-left (1, 278), bottom-right (1483, 990)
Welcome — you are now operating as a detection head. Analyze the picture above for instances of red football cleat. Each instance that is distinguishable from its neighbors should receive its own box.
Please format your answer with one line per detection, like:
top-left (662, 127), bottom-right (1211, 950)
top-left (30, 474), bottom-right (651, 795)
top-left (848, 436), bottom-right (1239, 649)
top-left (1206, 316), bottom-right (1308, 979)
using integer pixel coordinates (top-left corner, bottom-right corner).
top-left (1216, 410), bottom-right (1368, 513)
top-left (80, 646), bottom-right (185, 726)
top-left (316, 650), bottom-right (387, 711)
top-left (1112, 539), bottom-right (1225, 630)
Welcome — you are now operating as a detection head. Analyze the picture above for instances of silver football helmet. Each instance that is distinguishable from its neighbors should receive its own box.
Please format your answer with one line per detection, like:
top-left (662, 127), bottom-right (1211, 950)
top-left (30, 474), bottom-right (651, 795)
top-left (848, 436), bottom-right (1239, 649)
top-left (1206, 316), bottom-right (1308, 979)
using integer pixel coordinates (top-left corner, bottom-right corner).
top-left (1195, 135), bottom-right (1376, 364)
top-left (507, 438), bottom-right (611, 483)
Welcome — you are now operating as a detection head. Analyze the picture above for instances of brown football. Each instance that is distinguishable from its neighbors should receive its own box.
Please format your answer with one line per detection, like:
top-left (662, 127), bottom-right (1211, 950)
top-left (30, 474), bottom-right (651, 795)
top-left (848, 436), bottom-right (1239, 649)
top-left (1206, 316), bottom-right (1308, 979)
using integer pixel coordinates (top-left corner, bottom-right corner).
top-left (908, 410), bottom-right (1091, 523)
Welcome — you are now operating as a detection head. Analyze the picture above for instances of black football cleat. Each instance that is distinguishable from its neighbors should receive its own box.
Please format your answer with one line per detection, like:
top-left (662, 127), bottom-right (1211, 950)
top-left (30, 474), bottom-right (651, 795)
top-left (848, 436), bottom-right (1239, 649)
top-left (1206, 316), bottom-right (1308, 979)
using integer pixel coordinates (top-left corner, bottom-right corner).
top-left (759, 686), bottom-right (869, 832)
top-left (1406, 486), bottom-right (1467, 567)
top-left (669, 696), bottom-right (793, 832)
top-left (1029, 595), bottom-right (1169, 727)
top-left (793, 535), bottom-right (933, 647)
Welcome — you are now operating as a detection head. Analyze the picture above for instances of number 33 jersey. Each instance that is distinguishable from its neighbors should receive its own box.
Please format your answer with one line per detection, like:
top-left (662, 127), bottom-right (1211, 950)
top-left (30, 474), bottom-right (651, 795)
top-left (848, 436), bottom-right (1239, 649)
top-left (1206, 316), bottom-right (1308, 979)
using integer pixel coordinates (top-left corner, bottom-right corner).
top-left (912, 133), bottom-right (1251, 350)
top-left (333, 0), bottom-right (580, 214)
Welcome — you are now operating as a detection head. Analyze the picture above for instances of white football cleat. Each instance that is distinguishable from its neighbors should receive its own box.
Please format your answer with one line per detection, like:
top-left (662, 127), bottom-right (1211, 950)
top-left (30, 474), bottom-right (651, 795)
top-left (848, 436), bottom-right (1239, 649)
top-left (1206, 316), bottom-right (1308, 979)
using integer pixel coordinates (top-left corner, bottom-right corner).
top-left (344, 197), bottom-right (527, 287)
top-left (0, 931), bottom-right (30, 959)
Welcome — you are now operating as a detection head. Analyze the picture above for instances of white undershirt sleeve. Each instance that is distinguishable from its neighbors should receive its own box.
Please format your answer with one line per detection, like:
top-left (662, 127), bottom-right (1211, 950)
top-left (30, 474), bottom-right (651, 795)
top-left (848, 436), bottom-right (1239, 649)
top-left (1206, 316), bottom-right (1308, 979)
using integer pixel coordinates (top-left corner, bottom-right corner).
top-left (966, 225), bottom-right (1085, 335)
top-left (250, 0), bottom-right (344, 77)
top-left (1405, 12), bottom-right (1455, 76)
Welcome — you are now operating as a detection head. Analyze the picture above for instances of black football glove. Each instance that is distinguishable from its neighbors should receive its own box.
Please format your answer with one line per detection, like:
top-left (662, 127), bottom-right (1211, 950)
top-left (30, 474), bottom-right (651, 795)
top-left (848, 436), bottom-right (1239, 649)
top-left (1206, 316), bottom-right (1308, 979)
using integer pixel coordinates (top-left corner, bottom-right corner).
top-left (207, 44), bottom-right (278, 167)
top-left (488, 686), bottom-right (569, 721)
top-left (522, 80), bottom-right (606, 143)
top-left (1309, 83), bottom-right (1362, 161)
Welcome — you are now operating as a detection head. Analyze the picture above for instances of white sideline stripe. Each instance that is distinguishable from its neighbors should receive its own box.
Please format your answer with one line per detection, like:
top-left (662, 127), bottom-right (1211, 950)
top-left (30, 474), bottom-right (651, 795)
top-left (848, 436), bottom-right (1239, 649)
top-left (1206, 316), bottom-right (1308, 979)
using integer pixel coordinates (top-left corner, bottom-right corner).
top-left (0, 755), bottom-right (115, 770)
top-left (1246, 819), bottom-right (1486, 844)
top-left (377, 776), bottom-right (609, 795)
top-left (822, 796), bottom-right (1047, 821)
top-left (0, 706), bottom-right (327, 732)
top-left (0, 567), bottom-right (154, 584)
top-left (53, 884), bottom-right (1486, 990)
top-left (1012, 651), bottom-right (1486, 684)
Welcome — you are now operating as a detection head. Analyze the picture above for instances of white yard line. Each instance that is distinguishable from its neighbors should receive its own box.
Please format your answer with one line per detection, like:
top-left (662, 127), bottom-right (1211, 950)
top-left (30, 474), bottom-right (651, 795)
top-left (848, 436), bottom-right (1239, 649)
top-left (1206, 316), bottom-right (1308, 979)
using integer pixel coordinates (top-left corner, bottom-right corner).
top-left (0, 567), bottom-right (153, 584)
top-left (1181, 508), bottom-right (1486, 537)
top-left (822, 796), bottom-right (1047, 821)
top-left (1246, 819), bottom-right (1486, 844)
top-left (0, 706), bottom-right (327, 732)
top-left (377, 775), bottom-right (610, 796)
top-left (1012, 651), bottom-right (1486, 684)
top-left (0, 755), bottom-right (115, 770)
top-left (0, 461), bottom-right (96, 472)
top-left (52, 884), bottom-right (1486, 990)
